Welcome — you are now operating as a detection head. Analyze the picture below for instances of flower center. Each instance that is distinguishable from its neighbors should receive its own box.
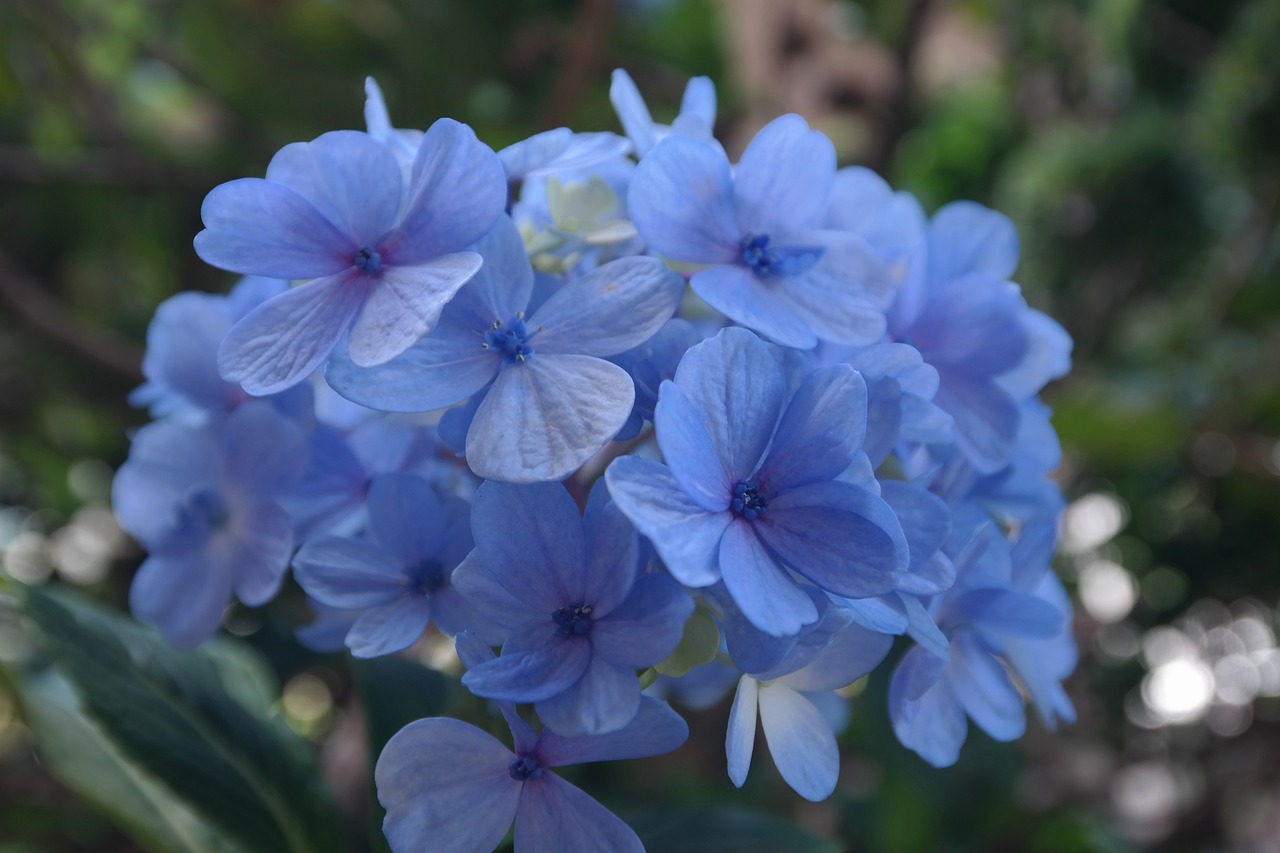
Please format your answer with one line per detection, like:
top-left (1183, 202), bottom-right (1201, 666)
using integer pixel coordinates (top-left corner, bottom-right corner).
top-left (406, 559), bottom-right (446, 594)
top-left (482, 315), bottom-right (537, 364)
top-left (552, 603), bottom-right (593, 637)
top-left (508, 755), bottom-right (542, 781)
top-left (182, 484), bottom-right (231, 531)
top-left (739, 233), bottom-right (823, 279)
top-left (730, 480), bottom-right (768, 521)
top-left (354, 245), bottom-right (382, 273)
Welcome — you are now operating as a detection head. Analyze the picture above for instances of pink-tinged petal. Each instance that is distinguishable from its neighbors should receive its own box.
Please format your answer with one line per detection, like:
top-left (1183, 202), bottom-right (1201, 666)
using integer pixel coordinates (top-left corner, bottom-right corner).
top-left (515, 773), bottom-right (643, 853)
top-left (757, 683), bottom-right (839, 801)
top-left (347, 252), bottom-right (482, 367)
top-left (386, 118), bottom-right (507, 262)
top-left (375, 718), bottom-right (520, 853)
top-left (218, 270), bottom-right (369, 396)
top-left (603, 457), bottom-right (729, 587)
top-left (466, 356), bottom-right (634, 484)
top-left (726, 675), bottom-right (759, 788)
top-left (195, 179), bottom-right (351, 279)
top-left (691, 266), bottom-right (817, 350)
top-left (530, 256), bottom-right (686, 357)
top-left (719, 520), bottom-right (818, 637)
top-left (536, 655), bottom-right (640, 737)
top-left (733, 114), bottom-right (834, 235)
top-left (346, 595), bottom-right (432, 658)
top-left (628, 135), bottom-right (741, 263)
top-left (264, 130), bottom-right (402, 247)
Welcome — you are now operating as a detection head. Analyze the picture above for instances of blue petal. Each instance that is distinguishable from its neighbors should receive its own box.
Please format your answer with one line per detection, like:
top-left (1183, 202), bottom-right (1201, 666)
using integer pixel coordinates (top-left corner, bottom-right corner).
top-left (264, 130), bottom-right (402, 247)
top-left (448, 216), bottom-right (535, 330)
top-left (292, 536), bottom-right (406, 608)
top-left (676, 76), bottom-right (716, 136)
top-left (218, 270), bottom-right (369, 396)
top-left (733, 114), bottom-right (833, 235)
top-left (129, 553), bottom-right (232, 649)
top-left (366, 473), bottom-right (446, 566)
top-left (465, 355), bottom-right (634, 483)
top-left (775, 622), bottom-right (893, 693)
top-left (346, 596), bottom-right (432, 658)
top-left (591, 573), bottom-right (693, 669)
top-left (888, 648), bottom-right (967, 768)
top-left (771, 233), bottom-right (891, 345)
top-left (536, 655), bottom-right (641, 737)
top-left (386, 118), bottom-right (507, 263)
top-left (580, 485), bottom-right (641, 616)
top-left (537, 695), bottom-right (689, 767)
top-left (514, 773), bottom-right (643, 853)
top-left (609, 68), bottom-right (658, 158)
top-left (530, 256), bottom-right (685, 357)
top-left (719, 520), bottom-right (818, 637)
top-left (653, 382), bottom-right (732, 512)
top-left (218, 402), bottom-right (309, 497)
top-left (757, 683), bottom-right (839, 801)
top-left (603, 457), bottom-right (729, 587)
top-left (690, 265), bottom-right (817, 349)
top-left (760, 364), bottom-right (867, 489)
top-left (927, 201), bottom-right (1019, 288)
top-left (112, 421), bottom-right (219, 546)
top-left (194, 179), bottom-right (350, 279)
top-left (933, 372), bottom-right (1021, 474)
top-left (672, 326), bottom-right (788, 480)
top-left (756, 481), bottom-right (905, 598)
top-left (463, 634), bottom-right (591, 703)
top-left (375, 718), bottom-right (520, 853)
top-left (949, 634), bottom-right (1026, 742)
top-left (227, 501), bottom-right (294, 607)
top-left (347, 252), bottom-right (482, 367)
top-left (628, 135), bottom-right (740, 262)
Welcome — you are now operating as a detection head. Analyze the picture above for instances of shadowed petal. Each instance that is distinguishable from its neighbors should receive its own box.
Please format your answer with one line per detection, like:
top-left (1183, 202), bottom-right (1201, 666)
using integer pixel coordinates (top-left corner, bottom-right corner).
top-left (462, 639), bottom-right (591, 703)
top-left (719, 520), bottom-right (818, 637)
top-left (292, 536), bottom-right (407, 608)
top-left (536, 655), bottom-right (641, 737)
top-left (539, 695), bottom-right (689, 767)
top-left (346, 596), bottom-right (432, 658)
top-left (515, 773), bottom-right (643, 853)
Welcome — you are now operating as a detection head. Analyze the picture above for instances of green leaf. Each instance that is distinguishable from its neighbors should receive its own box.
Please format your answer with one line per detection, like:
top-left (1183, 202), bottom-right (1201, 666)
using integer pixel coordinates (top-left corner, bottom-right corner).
top-left (15, 583), bottom-right (347, 853)
top-left (655, 607), bottom-right (720, 678)
top-left (629, 806), bottom-right (842, 853)
top-left (0, 663), bottom-right (243, 853)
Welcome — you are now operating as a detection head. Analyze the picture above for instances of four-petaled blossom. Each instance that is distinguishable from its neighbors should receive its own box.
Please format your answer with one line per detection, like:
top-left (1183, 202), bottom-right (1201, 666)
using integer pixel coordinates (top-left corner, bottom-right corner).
top-left (195, 121), bottom-right (506, 395)
top-left (452, 480), bottom-right (693, 736)
top-left (607, 326), bottom-right (909, 637)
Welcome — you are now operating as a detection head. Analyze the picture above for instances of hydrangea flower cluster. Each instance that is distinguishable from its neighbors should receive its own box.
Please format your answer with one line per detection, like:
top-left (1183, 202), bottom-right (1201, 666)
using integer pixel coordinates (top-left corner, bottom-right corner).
top-left (112, 68), bottom-right (1077, 851)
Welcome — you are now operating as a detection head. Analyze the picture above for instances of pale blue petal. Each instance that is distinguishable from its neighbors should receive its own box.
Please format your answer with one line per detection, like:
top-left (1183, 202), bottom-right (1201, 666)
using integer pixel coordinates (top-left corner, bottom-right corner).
top-left (677, 76), bottom-right (716, 135)
top-left (842, 596), bottom-right (908, 635)
top-left (889, 650), bottom-right (966, 768)
top-left (725, 675), bottom-right (758, 788)
top-left (609, 68), bottom-right (658, 158)
top-left (129, 553), bottom-right (231, 649)
top-left (194, 179), bottom-right (350, 279)
top-left (462, 638), bottom-right (591, 703)
top-left (375, 718), bottom-right (520, 853)
top-left (346, 596), bottom-right (432, 658)
top-left (776, 623), bottom-right (893, 693)
top-left (653, 382), bottom-right (732, 512)
top-left (449, 216), bottom-right (535, 329)
top-left (719, 520), bottom-right (818, 637)
top-left (292, 536), bottom-right (406, 608)
top-left (733, 114), bottom-right (833, 235)
top-left (366, 473), bottom-right (445, 566)
top-left (628, 135), bottom-right (740, 262)
top-left (934, 372), bottom-right (1021, 474)
top-left (466, 355), bottom-right (634, 483)
top-left (950, 634), bottom-right (1026, 742)
top-left (580, 485), bottom-right (640, 616)
top-left (538, 695), bottom-right (688, 766)
top-left (514, 773), bottom-right (644, 853)
top-left (900, 593), bottom-right (950, 660)
top-left (758, 683), bottom-right (839, 801)
top-left (227, 501), bottom-right (294, 607)
top-left (591, 573), bottom-right (693, 669)
top-left (218, 402), bottom-right (308, 496)
top-left (112, 421), bottom-right (219, 546)
top-left (927, 201), bottom-right (1019, 287)
top-left (264, 130), bottom-right (402, 247)
top-left (530, 256), bottom-right (685, 357)
top-left (347, 253), bottom-right (482, 367)
top-left (603, 457), bottom-right (729, 587)
top-left (218, 270), bottom-right (369, 396)
top-left (691, 266), bottom-right (817, 349)
top-left (771, 234), bottom-right (891, 345)
top-left (387, 118), bottom-right (506, 263)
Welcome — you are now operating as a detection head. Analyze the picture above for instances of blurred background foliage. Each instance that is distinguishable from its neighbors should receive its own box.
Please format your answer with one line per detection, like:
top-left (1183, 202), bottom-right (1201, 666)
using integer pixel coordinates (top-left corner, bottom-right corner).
top-left (1, 0), bottom-right (1278, 850)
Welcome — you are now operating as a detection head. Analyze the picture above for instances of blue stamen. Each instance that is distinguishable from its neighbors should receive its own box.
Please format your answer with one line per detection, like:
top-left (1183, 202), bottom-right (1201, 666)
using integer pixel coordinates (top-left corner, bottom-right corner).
top-left (354, 245), bottom-right (382, 273)
top-left (740, 233), bottom-right (823, 279)
top-left (407, 560), bottom-right (445, 594)
top-left (482, 315), bottom-right (537, 364)
top-left (182, 484), bottom-right (231, 531)
top-left (730, 480), bottom-right (768, 521)
top-left (508, 755), bottom-right (542, 781)
top-left (552, 603), bottom-right (593, 637)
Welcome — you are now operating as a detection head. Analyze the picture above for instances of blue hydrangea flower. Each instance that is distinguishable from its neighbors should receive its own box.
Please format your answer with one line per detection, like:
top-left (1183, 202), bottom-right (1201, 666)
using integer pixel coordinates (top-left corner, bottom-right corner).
top-left (888, 512), bottom-right (1071, 767)
top-left (606, 326), bottom-right (908, 637)
top-left (609, 317), bottom-right (704, 440)
top-left (451, 480), bottom-right (693, 736)
top-left (628, 114), bottom-right (892, 348)
top-left (609, 68), bottom-right (716, 158)
top-left (499, 127), bottom-right (632, 185)
top-left (112, 403), bottom-right (307, 647)
top-left (726, 609), bottom-right (892, 801)
top-left (326, 216), bottom-right (685, 483)
top-left (376, 694), bottom-right (687, 853)
top-left (292, 473), bottom-right (501, 656)
top-left (195, 121), bottom-right (506, 395)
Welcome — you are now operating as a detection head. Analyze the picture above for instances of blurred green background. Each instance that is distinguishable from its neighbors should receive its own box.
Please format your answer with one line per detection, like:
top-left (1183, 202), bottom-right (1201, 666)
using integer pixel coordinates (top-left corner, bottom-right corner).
top-left (1, 0), bottom-right (1278, 850)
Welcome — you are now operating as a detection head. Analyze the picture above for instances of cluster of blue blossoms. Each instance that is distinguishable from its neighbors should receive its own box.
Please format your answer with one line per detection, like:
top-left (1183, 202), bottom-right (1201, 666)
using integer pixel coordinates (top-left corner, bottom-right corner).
top-left (113, 70), bottom-right (1077, 852)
